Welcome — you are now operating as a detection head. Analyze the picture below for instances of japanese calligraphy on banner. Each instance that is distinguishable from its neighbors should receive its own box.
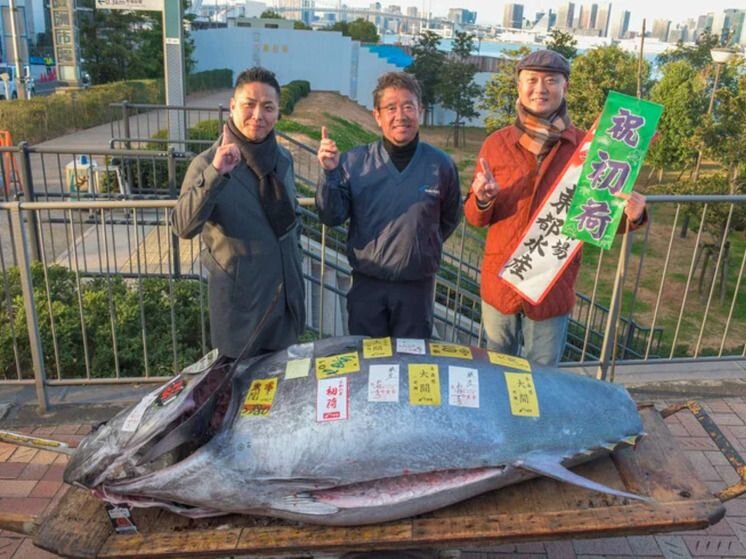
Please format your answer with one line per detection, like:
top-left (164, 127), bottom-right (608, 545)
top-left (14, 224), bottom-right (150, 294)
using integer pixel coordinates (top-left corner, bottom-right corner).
top-left (498, 126), bottom-right (595, 304)
top-left (562, 91), bottom-right (662, 249)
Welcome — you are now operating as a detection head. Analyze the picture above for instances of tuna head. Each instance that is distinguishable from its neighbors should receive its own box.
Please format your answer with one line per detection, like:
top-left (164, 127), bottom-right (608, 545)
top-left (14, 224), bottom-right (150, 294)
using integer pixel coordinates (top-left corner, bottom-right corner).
top-left (64, 349), bottom-right (236, 489)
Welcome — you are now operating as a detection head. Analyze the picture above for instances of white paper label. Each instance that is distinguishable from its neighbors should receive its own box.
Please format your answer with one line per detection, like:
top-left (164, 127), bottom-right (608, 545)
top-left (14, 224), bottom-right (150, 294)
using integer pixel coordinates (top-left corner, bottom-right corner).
top-left (368, 364), bottom-right (400, 402)
top-left (396, 338), bottom-right (426, 355)
top-left (448, 366), bottom-right (480, 408)
top-left (317, 377), bottom-right (349, 422)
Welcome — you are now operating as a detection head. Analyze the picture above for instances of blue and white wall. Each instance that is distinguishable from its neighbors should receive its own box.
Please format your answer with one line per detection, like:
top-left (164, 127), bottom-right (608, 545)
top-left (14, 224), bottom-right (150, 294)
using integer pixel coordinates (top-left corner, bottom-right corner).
top-left (193, 28), bottom-right (400, 110)
top-left (193, 27), bottom-right (492, 125)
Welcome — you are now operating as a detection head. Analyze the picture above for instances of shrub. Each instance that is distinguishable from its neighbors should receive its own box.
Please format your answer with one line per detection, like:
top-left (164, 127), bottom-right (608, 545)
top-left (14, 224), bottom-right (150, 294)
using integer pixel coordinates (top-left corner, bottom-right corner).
top-left (0, 263), bottom-right (208, 380)
top-left (280, 80), bottom-right (311, 116)
top-left (187, 69), bottom-right (233, 94)
top-left (0, 79), bottom-right (164, 144)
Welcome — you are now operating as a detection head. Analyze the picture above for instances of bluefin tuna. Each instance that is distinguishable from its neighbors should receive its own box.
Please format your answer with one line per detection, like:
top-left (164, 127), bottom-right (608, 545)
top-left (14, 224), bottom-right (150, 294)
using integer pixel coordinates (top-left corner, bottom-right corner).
top-left (63, 336), bottom-right (646, 525)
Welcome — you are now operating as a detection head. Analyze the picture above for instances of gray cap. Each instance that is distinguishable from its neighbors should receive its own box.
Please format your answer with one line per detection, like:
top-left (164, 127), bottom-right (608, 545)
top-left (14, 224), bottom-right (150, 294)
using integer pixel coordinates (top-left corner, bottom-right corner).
top-left (516, 49), bottom-right (570, 77)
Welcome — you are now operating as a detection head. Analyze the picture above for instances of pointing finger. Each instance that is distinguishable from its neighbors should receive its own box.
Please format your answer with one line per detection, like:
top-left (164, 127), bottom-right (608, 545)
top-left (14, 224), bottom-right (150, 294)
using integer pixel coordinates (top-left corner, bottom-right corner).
top-left (321, 126), bottom-right (328, 140)
top-left (221, 124), bottom-right (230, 146)
top-left (479, 158), bottom-right (494, 181)
top-left (614, 192), bottom-right (630, 201)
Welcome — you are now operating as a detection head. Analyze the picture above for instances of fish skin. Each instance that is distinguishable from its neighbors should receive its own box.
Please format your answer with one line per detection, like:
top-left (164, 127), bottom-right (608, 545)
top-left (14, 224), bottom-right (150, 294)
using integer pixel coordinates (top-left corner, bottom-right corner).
top-left (64, 336), bottom-right (645, 525)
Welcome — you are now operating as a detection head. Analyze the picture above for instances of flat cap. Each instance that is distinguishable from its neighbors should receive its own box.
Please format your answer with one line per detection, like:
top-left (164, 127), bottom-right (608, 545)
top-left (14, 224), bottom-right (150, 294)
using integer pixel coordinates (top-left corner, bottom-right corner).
top-left (516, 49), bottom-right (570, 77)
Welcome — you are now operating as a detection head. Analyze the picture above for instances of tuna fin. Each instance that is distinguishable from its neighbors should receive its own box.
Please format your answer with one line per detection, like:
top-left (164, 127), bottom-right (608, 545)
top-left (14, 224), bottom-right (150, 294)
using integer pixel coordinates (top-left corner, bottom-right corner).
top-left (272, 494), bottom-right (340, 515)
top-left (516, 455), bottom-right (650, 502)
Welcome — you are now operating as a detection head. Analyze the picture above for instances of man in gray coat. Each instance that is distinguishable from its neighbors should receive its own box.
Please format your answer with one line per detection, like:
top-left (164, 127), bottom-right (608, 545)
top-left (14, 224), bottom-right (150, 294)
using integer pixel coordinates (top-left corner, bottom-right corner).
top-left (173, 67), bottom-right (305, 359)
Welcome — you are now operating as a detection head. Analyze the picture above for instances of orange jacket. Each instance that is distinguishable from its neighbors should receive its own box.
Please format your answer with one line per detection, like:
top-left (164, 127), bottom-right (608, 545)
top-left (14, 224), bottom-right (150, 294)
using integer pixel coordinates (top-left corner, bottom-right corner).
top-left (465, 124), bottom-right (587, 320)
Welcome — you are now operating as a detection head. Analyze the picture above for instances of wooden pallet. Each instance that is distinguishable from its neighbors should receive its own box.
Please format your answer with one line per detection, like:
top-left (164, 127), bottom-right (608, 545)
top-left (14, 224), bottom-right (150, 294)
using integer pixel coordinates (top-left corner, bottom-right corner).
top-left (32, 406), bottom-right (726, 558)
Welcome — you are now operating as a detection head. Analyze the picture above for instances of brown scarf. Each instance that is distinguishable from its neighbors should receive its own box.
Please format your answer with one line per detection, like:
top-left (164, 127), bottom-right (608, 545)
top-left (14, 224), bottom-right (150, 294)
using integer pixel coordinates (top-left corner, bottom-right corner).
top-left (514, 99), bottom-right (572, 158)
top-left (224, 120), bottom-right (296, 239)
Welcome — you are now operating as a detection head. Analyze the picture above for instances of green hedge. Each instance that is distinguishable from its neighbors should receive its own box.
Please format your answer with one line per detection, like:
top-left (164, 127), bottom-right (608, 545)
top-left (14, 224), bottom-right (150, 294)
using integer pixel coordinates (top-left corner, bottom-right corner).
top-left (0, 70), bottom-right (234, 144)
top-left (280, 80), bottom-right (311, 116)
top-left (0, 79), bottom-right (164, 144)
top-left (0, 263), bottom-right (208, 379)
top-left (187, 69), bottom-right (233, 95)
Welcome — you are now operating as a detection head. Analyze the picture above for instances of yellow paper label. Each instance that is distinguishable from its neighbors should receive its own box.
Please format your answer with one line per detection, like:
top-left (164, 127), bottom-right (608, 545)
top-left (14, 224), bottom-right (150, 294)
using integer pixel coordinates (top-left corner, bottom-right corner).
top-left (429, 342), bottom-right (472, 359)
top-left (241, 378), bottom-right (278, 417)
top-left (488, 352), bottom-right (531, 372)
top-left (363, 337), bottom-right (393, 359)
top-left (408, 364), bottom-right (441, 406)
top-left (285, 357), bottom-right (311, 379)
top-left (504, 372), bottom-right (540, 417)
top-left (315, 352), bottom-right (360, 379)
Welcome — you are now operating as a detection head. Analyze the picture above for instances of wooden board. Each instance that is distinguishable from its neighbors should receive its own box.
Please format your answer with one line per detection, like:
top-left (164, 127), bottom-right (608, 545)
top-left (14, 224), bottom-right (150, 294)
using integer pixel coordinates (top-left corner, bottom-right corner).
top-left (33, 406), bottom-right (726, 558)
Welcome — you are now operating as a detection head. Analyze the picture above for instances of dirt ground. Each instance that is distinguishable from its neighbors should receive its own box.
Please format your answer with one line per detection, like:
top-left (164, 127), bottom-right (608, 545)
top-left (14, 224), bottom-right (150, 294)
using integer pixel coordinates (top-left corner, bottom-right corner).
top-left (291, 91), bottom-right (487, 176)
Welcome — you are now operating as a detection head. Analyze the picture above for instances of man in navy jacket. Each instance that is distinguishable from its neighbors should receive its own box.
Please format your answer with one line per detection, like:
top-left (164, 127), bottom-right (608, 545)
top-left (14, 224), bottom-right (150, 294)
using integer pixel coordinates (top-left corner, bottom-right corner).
top-left (316, 71), bottom-right (462, 338)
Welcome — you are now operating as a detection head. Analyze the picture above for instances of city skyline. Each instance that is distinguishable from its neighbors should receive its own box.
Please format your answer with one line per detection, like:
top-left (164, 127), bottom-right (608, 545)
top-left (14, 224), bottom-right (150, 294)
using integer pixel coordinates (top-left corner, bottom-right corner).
top-left (339, 0), bottom-right (740, 29)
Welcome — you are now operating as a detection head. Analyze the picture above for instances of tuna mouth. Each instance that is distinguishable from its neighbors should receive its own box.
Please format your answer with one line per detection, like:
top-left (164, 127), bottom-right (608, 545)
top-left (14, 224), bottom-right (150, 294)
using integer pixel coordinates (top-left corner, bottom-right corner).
top-left (134, 360), bottom-right (236, 467)
top-left (65, 359), bottom-right (237, 488)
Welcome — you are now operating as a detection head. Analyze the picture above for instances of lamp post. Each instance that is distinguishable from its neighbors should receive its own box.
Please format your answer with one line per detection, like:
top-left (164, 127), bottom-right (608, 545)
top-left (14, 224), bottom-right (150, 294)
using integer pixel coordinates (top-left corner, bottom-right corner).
top-left (692, 47), bottom-right (737, 182)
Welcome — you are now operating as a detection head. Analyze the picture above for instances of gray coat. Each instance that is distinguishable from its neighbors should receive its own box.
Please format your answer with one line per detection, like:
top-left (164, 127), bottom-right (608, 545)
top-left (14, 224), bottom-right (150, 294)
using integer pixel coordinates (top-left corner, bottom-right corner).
top-left (172, 139), bottom-right (305, 358)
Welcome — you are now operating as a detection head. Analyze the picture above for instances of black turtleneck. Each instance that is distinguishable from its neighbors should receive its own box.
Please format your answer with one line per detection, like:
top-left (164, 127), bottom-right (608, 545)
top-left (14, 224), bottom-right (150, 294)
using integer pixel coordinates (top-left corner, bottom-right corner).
top-left (383, 134), bottom-right (419, 172)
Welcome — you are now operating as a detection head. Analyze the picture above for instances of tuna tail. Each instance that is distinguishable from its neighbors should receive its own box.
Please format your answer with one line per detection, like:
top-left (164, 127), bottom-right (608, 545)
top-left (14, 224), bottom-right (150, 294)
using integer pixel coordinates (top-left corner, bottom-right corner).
top-left (136, 284), bottom-right (284, 466)
top-left (516, 454), bottom-right (651, 502)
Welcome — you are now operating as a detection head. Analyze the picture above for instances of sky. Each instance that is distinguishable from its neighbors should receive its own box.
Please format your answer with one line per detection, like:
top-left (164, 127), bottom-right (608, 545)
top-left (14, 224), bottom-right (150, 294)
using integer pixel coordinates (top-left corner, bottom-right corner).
top-left (341, 0), bottom-right (740, 29)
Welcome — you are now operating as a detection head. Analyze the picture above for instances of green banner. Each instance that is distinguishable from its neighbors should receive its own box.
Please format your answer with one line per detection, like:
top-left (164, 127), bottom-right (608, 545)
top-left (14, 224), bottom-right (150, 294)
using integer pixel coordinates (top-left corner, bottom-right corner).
top-left (561, 91), bottom-right (662, 249)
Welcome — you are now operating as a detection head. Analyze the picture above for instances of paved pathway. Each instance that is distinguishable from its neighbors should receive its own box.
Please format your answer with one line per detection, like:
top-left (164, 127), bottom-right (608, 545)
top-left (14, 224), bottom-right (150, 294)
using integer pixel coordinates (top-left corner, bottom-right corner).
top-left (2, 394), bottom-right (746, 558)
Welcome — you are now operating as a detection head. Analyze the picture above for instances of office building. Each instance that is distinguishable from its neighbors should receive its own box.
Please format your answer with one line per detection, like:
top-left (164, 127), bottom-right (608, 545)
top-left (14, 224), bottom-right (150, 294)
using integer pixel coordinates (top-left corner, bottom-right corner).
top-left (595, 2), bottom-right (611, 36)
top-left (608, 9), bottom-right (629, 39)
top-left (556, 2), bottom-right (575, 29)
top-left (503, 3), bottom-right (524, 29)
top-left (651, 18), bottom-right (671, 41)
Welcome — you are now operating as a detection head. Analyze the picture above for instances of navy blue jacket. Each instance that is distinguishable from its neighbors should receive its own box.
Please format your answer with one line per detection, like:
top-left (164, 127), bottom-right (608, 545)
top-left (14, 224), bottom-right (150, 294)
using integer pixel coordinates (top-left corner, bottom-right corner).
top-left (316, 140), bottom-right (462, 281)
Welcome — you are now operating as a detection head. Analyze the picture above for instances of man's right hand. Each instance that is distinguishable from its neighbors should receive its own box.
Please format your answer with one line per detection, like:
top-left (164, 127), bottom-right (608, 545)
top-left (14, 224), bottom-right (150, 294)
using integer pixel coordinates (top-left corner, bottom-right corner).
top-left (471, 158), bottom-right (499, 205)
top-left (317, 126), bottom-right (340, 171)
top-left (212, 124), bottom-right (241, 175)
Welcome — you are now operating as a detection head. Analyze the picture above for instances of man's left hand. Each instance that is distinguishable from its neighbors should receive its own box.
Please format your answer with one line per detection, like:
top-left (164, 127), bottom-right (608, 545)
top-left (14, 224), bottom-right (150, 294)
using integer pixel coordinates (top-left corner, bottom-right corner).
top-left (615, 191), bottom-right (646, 223)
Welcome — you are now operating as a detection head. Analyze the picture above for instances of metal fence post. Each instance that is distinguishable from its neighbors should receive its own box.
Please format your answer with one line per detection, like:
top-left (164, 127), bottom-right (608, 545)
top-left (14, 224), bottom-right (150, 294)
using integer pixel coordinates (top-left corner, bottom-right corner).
top-left (595, 230), bottom-right (631, 382)
top-left (17, 141), bottom-right (41, 261)
top-left (168, 147), bottom-right (181, 278)
top-left (122, 100), bottom-right (131, 150)
top-left (218, 104), bottom-right (225, 130)
top-left (9, 203), bottom-right (49, 413)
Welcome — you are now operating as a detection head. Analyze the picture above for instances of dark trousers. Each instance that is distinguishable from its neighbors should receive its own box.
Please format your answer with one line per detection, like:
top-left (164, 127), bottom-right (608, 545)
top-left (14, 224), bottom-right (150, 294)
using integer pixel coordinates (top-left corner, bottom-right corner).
top-left (347, 272), bottom-right (434, 338)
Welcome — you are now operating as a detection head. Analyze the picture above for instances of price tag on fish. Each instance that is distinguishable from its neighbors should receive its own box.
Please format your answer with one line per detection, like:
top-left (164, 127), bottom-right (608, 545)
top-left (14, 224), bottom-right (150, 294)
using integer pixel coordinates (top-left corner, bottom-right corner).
top-left (504, 372), bottom-right (540, 417)
top-left (448, 366), bottom-right (480, 408)
top-left (488, 352), bottom-right (532, 372)
top-left (315, 352), bottom-right (360, 379)
top-left (285, 357), bottom-right (311, 379)
top-left (317, 377), bottom-right (349, 421)
top-left (368, 364), bottom-right (400, 403)
top-left (241, 378), bottom-right (278, 417)
top-left (396, 338), bottom-right (426, 355)
top-left (156, 376), bottom-right (186, 406)
top-left (429, 342), bottom-right (472, 360)
top-left (363, 337), bottom-right (393, 359)
top-left (408, 364), bottom-right (441, 406)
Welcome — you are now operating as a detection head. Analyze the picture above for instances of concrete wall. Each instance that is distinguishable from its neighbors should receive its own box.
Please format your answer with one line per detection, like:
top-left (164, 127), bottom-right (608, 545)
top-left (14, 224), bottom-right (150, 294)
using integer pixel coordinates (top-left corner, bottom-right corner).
top-left (193, 27), bottom-right (495, 126)
top-left (193, 27), bottom-right (399, 109)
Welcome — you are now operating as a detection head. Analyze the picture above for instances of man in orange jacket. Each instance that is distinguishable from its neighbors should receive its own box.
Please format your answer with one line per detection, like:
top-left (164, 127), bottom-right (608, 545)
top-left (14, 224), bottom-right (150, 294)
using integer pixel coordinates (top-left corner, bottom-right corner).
top-left (464, 50), bottom-right (647, 367)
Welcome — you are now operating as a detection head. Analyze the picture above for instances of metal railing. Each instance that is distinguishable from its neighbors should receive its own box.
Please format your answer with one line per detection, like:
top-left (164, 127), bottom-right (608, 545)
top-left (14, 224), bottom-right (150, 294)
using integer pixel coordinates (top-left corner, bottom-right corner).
top-left (1, 114), bottom-right (745, 410)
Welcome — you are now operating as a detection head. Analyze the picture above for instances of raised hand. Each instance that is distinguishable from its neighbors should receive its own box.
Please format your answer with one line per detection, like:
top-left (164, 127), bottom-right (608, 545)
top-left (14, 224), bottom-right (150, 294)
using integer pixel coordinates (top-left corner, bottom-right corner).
top-left (615, 191), bottom-right (646, 223)
top-left (471, 158), bottom-right (499, 205)
top-left (212, 124), bottom-right (241, 175)
top-left (317, 126), bottom-right (340, 171)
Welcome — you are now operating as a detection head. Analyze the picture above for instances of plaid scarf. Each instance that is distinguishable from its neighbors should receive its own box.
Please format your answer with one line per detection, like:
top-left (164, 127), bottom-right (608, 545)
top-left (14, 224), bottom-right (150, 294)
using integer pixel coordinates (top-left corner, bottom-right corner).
top-left (514, 99), bottom-right (571, 158)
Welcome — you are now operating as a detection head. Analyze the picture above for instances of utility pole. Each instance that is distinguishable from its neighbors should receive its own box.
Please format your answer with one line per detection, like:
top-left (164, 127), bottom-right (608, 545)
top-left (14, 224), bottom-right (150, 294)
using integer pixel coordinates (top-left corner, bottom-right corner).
top-left (7, 0), bottom-right (27, 99)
